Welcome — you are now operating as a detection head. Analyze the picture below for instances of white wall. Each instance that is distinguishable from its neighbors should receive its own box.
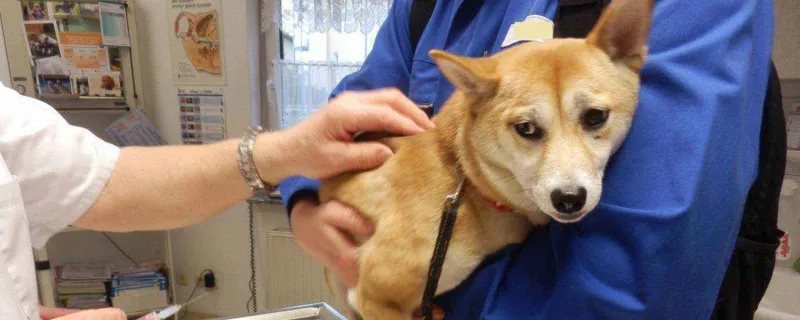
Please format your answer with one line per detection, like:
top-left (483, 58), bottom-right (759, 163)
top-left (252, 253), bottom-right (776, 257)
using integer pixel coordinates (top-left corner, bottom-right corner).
top-left (133, 0), bottom-right (269, 316)
top-left (774, 0), bottom-right (800, 79)
top-left (0, 14), bottom-right (10, 85)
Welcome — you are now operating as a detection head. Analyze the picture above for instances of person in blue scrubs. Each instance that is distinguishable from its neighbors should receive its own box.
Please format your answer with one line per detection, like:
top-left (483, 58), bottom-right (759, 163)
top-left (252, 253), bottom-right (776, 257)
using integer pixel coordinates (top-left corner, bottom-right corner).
top-left (281, 0), bottom-right (775, 318)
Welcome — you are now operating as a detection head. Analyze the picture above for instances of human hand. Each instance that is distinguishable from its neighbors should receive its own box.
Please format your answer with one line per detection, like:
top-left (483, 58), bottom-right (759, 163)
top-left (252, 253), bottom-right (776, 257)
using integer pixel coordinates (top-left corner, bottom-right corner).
top-left (291, 198), bottom-right (444, 319)
top-left (39, 305), bottom-right (77, 320)
top-left (48, 308), bottom-right (126, 320)
top-left (291, 198), bottom-right (373, 287)
top-left (255, 89), bottom-right (434, 185)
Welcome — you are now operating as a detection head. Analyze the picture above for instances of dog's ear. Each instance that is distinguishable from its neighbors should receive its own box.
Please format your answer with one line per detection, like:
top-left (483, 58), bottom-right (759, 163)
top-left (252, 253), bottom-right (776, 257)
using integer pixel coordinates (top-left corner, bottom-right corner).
top-left (586, 0), bottom-right (654, 72)
top-left (430, 50), bottom-right (498, 98)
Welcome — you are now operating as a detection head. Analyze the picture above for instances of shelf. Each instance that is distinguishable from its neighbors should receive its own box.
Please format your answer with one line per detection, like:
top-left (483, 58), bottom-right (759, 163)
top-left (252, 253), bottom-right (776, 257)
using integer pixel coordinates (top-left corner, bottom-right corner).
top-left (38, 94), bottom-right (122, 100)
top-left (248, 196), bottom-right (283, 205)
top-left (60, 226), bottom-right (87, 233)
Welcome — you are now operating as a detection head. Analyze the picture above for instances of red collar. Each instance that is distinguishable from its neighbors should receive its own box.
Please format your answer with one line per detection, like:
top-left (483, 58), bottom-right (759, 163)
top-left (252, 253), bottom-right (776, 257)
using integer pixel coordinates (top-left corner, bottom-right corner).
top-left (484, 196), bottom-right (514, 213)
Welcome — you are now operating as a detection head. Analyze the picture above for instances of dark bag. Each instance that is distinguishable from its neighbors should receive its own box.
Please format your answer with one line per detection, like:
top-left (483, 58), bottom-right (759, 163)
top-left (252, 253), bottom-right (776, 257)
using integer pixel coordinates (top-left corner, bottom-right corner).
top-left (709, 62), bottom-right (786, 320)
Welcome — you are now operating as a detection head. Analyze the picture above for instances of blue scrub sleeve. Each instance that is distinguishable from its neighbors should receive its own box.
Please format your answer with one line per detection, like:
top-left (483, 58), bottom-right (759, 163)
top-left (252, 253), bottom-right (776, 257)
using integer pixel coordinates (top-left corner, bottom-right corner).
top-left (279, 0), bottom-right (414, 215)
top-left (439, 1), bottom-right (775, 319)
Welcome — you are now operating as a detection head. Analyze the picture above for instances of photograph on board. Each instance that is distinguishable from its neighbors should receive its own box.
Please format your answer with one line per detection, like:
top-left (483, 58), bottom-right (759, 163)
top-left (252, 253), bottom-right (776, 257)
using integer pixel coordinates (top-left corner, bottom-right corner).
top-left (25, 22), bottom-right (60, 59)
top-left (72, 72), bottom-right (123, 98)
top-left (50, 1), bottom-right (80, 19)
top-left (37, 75), bottom-right (73, 96)
top-left (22, 1), bottom-right (50, 21)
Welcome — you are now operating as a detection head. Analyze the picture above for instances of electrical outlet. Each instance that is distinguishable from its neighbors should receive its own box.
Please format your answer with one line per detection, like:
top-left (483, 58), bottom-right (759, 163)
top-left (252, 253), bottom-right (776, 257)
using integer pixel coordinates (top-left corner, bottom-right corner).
top-left (177, 273), bottom-right (188, 285)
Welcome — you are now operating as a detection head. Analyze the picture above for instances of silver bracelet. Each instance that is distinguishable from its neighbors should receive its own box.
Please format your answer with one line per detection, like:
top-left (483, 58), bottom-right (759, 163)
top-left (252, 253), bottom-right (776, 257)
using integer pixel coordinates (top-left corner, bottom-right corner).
top-left (237, 126), bottom-right (274, 195)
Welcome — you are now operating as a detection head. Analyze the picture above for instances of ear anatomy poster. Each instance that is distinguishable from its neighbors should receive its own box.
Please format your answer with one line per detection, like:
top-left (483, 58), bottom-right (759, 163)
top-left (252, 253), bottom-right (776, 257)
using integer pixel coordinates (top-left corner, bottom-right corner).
top-left (168, 0), bottom-right (225, 86)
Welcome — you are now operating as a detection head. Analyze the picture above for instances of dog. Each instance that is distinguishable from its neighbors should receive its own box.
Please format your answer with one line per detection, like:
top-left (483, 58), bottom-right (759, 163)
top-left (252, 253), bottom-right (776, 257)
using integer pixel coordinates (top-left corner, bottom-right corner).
top-left (319, 0), bottom-right (654, 318)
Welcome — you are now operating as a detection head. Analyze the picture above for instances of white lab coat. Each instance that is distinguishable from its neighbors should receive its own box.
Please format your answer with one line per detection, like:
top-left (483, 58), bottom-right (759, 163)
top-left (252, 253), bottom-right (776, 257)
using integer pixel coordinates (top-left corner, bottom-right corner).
top-left (0, 84), bottom-right (119, 319)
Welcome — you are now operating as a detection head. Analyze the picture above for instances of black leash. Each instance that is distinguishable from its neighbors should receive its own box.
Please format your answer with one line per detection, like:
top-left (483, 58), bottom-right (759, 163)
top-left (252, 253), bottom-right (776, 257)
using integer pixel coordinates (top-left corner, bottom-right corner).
top-left (421, 173), bottom-right (465, 320)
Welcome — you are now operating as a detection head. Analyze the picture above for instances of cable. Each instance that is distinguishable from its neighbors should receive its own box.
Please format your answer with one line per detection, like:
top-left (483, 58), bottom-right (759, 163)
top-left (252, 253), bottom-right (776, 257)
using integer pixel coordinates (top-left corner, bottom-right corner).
top-left (246, 202), bottom-right (258, 313)
top-left (102, 232), bottom-right (138, 266)
top-left (180, 269), bottom-right (213, 319)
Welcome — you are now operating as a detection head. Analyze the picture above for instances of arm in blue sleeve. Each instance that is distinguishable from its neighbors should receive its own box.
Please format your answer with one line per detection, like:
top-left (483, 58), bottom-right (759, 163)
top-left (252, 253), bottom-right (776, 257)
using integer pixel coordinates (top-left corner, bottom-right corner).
top-left (438, 1), bottom-right (776, 319)
top-left (279, 0), bottom-right (414, 214)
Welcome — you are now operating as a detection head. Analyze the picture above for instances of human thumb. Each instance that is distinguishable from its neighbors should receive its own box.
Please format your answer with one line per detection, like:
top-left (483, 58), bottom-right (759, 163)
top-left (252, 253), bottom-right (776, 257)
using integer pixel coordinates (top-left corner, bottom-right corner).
top-left (338, 142), bottom-right (393, 173)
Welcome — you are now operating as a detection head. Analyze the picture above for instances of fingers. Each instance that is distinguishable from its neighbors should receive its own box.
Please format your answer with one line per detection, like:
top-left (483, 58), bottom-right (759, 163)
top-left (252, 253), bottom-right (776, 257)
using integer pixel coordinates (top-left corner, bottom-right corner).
top-left (319, 202), bottom-right (369, 287)
top-left (338, 103), bottom-right (426, 137)
top-left (55, 308), bottom-right (127, 320)
top-left (333, 142), bottom-right (393, 175)
top-left (330, 243), bottom-right (359, 288)
top-left (38, 305), bottom-right (79, 320)
top-left (332, 89), bottom-right (435, 137)
top-left (291, 201), bottom-right (365, 288)
top-left (324, 201), bottom-right (375, 236)
top-left (356, 89), bottom-right (435, 130)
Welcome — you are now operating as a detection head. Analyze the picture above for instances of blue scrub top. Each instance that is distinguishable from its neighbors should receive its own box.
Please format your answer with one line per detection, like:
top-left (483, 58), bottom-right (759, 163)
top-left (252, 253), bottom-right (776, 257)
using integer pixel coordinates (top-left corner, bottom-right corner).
top-left (280, 0), bottom-right (775, 318)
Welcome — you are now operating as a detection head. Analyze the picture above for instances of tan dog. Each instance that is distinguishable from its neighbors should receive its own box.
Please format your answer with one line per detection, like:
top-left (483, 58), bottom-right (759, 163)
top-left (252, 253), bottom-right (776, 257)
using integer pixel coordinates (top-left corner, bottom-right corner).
top-left (320, 0), bottom-right (653, 319)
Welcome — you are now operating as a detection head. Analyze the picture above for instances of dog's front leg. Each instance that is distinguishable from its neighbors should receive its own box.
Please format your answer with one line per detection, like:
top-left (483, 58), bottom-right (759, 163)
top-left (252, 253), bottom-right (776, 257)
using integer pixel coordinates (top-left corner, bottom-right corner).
top-left (350, 240), bottom-right (427, 320)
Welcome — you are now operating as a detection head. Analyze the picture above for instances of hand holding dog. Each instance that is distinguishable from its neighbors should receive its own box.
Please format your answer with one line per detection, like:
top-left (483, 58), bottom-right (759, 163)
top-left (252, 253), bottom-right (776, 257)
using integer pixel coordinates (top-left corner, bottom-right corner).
top-left (286, 89), bottom-right (430, 287)
top-left (255, 89), bottom-right (434, 185)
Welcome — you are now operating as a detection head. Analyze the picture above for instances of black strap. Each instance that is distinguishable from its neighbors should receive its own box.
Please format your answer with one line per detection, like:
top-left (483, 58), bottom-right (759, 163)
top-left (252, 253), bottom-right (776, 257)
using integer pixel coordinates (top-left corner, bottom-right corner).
top-left (421, 177), bottom-right (464, 320)
top-left (409, 0), bottom-right (436, 54)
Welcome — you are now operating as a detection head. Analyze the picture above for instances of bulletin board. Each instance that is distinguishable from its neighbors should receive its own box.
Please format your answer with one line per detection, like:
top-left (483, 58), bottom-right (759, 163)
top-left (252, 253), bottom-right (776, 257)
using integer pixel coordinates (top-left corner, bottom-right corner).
top-left (0, 0), bottom-right (146, 112)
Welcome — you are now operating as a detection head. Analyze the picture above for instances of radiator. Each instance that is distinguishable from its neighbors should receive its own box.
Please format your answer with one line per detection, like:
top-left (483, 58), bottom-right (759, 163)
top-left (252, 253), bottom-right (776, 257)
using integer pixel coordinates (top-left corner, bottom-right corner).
top-left (266, 229), bottom-right (346, 313)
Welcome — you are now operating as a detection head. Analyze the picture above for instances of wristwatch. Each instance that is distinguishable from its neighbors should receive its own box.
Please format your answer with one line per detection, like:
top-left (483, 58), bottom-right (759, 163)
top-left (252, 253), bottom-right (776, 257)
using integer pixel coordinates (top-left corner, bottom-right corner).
top-left (237, 126), bottom-right (274, 196)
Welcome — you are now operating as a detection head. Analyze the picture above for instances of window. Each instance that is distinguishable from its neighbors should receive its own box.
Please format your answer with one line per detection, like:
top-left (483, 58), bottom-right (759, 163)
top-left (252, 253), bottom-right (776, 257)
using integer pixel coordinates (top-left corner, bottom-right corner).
top-left (268, 0), bottom-right (390, 129)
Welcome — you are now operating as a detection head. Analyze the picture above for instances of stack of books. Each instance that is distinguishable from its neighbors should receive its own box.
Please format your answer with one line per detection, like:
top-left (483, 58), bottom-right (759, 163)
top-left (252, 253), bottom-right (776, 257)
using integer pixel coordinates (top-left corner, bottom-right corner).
top-left (110, 262), bottom-right (169, 314)
top-left (55, 264), bottom-right (111, 309)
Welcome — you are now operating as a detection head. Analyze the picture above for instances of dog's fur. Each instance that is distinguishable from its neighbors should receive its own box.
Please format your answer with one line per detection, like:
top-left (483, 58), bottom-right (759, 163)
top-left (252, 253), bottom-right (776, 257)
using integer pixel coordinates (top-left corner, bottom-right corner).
top-left (319, 1), bottom-right (654, 319)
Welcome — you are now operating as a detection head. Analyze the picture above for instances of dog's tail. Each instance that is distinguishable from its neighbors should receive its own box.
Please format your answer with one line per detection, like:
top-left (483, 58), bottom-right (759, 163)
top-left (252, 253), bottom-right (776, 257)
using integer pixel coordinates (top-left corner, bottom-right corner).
top-left (324, 268), bottom-right (362, 320)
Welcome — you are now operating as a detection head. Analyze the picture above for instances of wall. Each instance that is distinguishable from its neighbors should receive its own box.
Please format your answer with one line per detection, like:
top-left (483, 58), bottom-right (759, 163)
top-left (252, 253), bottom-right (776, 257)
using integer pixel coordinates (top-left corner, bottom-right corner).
top-left (774, 0), bottom-right (800, 79)
top-left (133, 0), bottom-right (266, 316)
top-left (0, 14), bottom-right (10, 85)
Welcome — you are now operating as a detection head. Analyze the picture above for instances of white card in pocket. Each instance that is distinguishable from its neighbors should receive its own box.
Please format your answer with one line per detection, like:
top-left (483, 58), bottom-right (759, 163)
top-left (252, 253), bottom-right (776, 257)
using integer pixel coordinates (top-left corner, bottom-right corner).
top-left (501, 15), bottom-right (554, 49)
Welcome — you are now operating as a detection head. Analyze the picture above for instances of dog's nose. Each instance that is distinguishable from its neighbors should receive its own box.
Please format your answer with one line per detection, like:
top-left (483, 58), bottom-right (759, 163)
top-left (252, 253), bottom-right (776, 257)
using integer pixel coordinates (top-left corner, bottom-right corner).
top-left (550, 187), bottom-right (587, 214)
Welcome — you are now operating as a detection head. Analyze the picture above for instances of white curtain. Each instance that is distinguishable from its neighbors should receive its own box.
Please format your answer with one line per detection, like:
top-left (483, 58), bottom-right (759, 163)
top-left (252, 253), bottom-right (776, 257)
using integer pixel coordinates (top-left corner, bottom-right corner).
top-left (262, 0), bottom-right (392, 34)
top-left (273, 60), bottom-right (361, 129)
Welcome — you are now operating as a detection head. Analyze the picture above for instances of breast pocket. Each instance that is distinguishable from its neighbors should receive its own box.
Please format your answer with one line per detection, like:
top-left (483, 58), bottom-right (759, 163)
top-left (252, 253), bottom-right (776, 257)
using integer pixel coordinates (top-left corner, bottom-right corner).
top-left (408, 59), bottom-right (441, 118)
top-left (0, 177), bottom-right (36, 319)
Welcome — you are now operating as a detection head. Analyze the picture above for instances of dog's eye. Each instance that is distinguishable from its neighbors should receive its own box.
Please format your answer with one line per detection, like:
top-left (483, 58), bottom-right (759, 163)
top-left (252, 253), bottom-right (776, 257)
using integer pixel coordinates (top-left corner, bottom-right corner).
top-left (514, 122), bottom-right (542, 140)
top-left (582, 109), bottom-right (609, 130)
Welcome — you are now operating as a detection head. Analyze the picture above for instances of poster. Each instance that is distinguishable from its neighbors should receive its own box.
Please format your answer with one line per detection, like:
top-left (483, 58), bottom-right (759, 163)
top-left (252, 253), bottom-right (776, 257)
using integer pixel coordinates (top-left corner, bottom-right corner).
top-left (24, 22), bottom-right (60, 59)
top-left (168, 0), bottom-right (225, 85)
top-left (99, 2), bottom-right (130, 47)
top-left (55, 4), bottom-right (102, 46)
top-left (177, 87), bottom-right (225, 144)
top-left (62, 46), bottom-right (109, 71)
top-left (106, 109), bottom-right (167, 147)
top-left (72, 71), bottom-right (122, 98)
top-left (22, 1), bottom-right (50, 21)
